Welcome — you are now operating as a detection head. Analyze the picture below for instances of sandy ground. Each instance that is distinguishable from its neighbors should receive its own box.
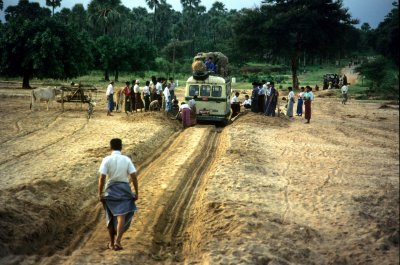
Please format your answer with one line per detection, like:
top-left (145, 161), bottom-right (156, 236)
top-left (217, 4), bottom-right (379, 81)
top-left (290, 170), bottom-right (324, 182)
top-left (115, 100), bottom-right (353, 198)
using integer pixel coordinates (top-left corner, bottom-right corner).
top-left (0, 82), bottom-right (398, 265)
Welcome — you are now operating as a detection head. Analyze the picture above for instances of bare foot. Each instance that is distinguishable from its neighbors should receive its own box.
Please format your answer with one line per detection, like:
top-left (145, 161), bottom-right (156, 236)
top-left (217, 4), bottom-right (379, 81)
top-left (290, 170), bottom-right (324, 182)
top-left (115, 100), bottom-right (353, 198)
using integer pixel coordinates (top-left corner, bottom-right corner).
top-left (114, 242), bottom-right (123, 251)
top-left (107, 242), bottom-right (114, 250)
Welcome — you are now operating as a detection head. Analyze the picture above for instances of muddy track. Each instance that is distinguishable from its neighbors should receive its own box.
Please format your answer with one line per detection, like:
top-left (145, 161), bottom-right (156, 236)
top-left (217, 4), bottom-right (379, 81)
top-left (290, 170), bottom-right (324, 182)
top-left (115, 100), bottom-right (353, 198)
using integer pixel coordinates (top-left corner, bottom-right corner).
top-left (38, 125), bottom-right (223, 265)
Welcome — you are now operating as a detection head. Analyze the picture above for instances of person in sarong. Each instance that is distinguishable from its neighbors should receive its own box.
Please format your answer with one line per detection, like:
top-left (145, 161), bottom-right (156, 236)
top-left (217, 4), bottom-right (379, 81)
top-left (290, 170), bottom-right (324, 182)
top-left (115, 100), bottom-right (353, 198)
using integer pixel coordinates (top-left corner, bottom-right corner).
top-left (250, 82), bottom-right (259, 113)
top-left (296, 87), bottom-right (305, 116)
top-left (133, 80), bottom-right (144, 112)
top-left (163, 84), bottom-right (172, 113)
top-left (143, 81), bottom-right (151, 111)
top-left (286, 86), bottom-right (295, 119)
top-left (189, 95), bottom-right (197, 126)
top-left (155, 78), bottom-right (163, 109)
top-left (180, 102), bottom-right (191, 128)
top-left (106, 81), bottom-right (115, 116)
top-left (130, 81), bottom-right (135, 112)
top-left (303, 86), bottom-right (314, 124)
top-left (168, 77), bottom-right (176, 100)
top-left (265, 82), bottom-right (278, 116)
top-left (231, 92), bottom-right (240, 118)
top-left (122, 81), bottom-right (131, 114)
top-left (98, 138), bottom-right (139, 251)
top-left (258, 81), bottom-right (266, 113)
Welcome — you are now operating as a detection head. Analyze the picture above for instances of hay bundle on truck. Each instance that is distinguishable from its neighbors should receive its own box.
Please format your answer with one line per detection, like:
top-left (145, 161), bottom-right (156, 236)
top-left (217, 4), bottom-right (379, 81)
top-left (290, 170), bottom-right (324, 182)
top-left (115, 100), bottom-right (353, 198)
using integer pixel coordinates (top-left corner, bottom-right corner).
top-left (185, 52), bottom-right (231, 125)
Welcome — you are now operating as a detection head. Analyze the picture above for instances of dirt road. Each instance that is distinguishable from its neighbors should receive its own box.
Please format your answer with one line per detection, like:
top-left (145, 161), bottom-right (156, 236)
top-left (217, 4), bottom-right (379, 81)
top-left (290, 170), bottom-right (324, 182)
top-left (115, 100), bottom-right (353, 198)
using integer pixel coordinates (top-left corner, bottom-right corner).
top-left (0, 87), bottom-right (398, 265)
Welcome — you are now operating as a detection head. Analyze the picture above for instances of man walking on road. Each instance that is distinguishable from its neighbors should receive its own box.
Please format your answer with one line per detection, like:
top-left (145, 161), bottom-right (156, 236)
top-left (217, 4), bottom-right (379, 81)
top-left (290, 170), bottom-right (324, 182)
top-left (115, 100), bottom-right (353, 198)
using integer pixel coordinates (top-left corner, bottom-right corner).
top-left (341, 83), bottom-right (349, 105)
top-left (106, 81), bottom-right (115, 116)
top-left (98, 138), bottom-right (139, 251)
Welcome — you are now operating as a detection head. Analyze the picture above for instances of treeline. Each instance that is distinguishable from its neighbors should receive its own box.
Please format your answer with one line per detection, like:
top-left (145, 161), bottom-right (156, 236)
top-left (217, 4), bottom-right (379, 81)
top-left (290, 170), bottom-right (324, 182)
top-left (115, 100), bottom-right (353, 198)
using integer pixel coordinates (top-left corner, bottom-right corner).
top-left (0, 0), bottom-right (398, 91)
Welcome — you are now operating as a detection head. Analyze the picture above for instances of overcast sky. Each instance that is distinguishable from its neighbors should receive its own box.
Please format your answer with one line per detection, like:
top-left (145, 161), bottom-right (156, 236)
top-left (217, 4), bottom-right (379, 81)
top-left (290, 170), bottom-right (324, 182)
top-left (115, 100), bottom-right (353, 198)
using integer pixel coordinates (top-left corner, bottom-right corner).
top-left (1, 0), bottom-right (396, 28)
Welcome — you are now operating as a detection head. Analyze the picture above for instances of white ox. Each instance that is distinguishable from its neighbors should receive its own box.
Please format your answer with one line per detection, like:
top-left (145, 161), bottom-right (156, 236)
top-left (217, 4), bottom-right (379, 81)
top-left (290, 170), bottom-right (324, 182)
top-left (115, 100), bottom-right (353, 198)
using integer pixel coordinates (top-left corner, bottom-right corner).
top-left (30, 86), bottom-right (62, 111)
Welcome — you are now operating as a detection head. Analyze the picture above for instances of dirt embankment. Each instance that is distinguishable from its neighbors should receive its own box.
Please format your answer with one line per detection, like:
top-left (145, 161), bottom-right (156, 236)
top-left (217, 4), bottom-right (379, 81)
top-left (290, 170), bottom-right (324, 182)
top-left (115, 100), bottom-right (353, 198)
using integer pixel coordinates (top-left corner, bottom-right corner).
top-left (0, 87), bottom-right (399, 265)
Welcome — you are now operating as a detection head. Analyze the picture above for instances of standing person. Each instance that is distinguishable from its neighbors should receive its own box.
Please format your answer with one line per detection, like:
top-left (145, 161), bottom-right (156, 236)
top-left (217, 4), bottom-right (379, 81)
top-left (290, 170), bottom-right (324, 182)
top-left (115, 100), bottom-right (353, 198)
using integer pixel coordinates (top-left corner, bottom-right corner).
top-left (341, 83), bottom-right (349, 105)
top-left (303, 86), bottom-right (314, 124)
top-left (115, 88), bottom-right (124, 112)
top-left (133, 80), bottom-right (144, 112)
top-left (296, 87), bottom-right (305, 116)
top-left (231, 92), bottom-right (241, 118)
top-left (150, 76), bottom-right (157, 102)
top-left (250, 82), bottom-right (259, 113)
top-left (241, 95), bottom-right (251, 109)
top-left (122, 81), bottom-right (132, 114)
top-left (106, 81), bottom-right (115, 116)
top-left (265, 81), bottom-right (272, 112)
top-left (98, 138), bottom-right (139, 251)
top-left (143, 81), bottom-right (151, 111)
top-left (189, 95), bottom-right (197, 126)
top-left (180, 102), bottom-right (191, 128)
top-left (155, 78), bottom-right (163, 110)
top-left (130, 81), bottom-right (135, 112)
top-left (265, 82), bottom-right (278, 116)
top-left (163, 84), bottom-right (172, 113)
top-left (343, 74), bottom-right (348, 86)
top-left (168, 77), bottom-right (176, 100)
top-left (286, 86), bottom-right (295, 119)
top-left (258, 81), bottom-right (266, 113)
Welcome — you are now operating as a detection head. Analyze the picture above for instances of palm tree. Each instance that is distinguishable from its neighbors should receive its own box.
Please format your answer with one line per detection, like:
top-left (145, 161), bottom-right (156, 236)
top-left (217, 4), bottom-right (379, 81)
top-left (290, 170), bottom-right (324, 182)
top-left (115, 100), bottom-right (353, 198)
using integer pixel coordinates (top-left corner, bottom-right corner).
top-left (46, 0), bottom-right (62, 16)
top-left (0, 0), bottom-right (4, 11)
top-left (145, 0), bottom-right (166, 44)
top-left (88, 0), bottom-right (122, 36)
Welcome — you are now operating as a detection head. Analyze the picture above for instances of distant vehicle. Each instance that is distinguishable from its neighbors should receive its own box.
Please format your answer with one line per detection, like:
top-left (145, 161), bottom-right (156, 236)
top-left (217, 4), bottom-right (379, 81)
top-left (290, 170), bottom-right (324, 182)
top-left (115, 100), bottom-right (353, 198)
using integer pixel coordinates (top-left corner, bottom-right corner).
top-left (185, 75), bottom-right (231, 125)
top-left (323, 73), bottom-right (340, 89)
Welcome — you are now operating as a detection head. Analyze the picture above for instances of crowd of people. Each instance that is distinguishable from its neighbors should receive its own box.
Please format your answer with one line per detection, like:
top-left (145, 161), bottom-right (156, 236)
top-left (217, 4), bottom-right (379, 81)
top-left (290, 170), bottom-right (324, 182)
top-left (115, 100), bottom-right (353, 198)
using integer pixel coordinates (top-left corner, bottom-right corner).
top-left (105, 76), bottom-right (179, 116)
top-left (231, 81), bottom-right (315, 124)
top-left (105, 76), bottom-right (198, 128)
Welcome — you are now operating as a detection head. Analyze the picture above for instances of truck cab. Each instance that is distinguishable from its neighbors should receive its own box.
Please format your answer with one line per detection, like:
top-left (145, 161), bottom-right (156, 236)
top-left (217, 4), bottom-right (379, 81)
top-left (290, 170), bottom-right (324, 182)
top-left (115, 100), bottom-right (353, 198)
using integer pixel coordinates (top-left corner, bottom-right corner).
top-left (185, 75), bottom-right (231, 125)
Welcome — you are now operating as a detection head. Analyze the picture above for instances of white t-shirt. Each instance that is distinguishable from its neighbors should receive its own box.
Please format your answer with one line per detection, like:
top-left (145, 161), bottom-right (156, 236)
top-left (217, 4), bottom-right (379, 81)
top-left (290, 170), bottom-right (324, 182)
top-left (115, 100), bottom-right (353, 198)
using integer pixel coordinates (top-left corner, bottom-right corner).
top-left (189, 99), bottom-right (196, 108)
top-left (242, 98), bottom-right (251, 105)
top-left (288, 91), bottom-right (295, 100)
top-left (341, 85), bottom-right (348, 94)
top-left (106, 84), bottom-right (114, 96)
top-left (163, 87), bottom-right (171, 101)
top-left (143, 86), bottom-right (150, 95)
top-left (134, 84), bottom-right (141, 93)
top-left (156, 82), bottom-right (163, 95)
top-left (266, 87), bottom-right (272, 96)
top-left (231, 95), bottom-right (239, 104)
top-left (169, 82), bottom-right (176, 91)
top-left (99, 151), bottom-right (136, 189)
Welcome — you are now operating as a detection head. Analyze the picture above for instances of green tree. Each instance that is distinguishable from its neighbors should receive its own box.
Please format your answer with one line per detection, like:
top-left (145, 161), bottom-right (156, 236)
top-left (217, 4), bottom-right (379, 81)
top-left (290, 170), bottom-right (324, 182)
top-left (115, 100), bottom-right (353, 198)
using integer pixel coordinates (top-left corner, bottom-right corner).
top-left (88, 0), bottom-right (122, 36)
top-left (234, 0), bottom-right (356, 88)
top-left (372, 2), bottom-right (399, 66)
top-left (0, 0), bottom-right (92, 88)
top-left (145, 0), bottom-right (166, 44)
top-left (46, 0), bottom-right (62, 16)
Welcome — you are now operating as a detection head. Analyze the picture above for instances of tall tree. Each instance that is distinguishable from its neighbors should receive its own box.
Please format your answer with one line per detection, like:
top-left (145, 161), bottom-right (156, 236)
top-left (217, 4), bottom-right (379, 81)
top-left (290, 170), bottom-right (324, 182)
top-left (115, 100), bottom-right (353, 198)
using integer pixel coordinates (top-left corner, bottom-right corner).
top-left (0, 0), bottom-right (3, 11)
top-left (145, 0), bottom-right (166, 44)
top-left (235, 0), bottom-right (356, 88)
top-left (88, 0), bottom-right (122, 80)
top-left (46, 0), bottom-right (62, 16)
top-left (0, 1), bottom-right (91, 88)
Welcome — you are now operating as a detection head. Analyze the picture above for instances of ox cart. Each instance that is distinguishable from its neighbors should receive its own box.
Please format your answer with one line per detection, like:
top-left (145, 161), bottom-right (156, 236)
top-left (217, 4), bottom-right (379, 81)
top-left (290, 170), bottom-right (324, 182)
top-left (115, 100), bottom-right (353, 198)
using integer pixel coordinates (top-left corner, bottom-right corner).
top-left (58, 84), bottom-right (98, 118)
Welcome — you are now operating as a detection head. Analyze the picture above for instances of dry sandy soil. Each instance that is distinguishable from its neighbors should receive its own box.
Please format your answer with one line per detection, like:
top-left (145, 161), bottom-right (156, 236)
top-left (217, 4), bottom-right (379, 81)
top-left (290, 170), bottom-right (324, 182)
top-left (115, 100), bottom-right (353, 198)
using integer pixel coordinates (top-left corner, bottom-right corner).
top-left (0, 81), bottom-right (398, 265)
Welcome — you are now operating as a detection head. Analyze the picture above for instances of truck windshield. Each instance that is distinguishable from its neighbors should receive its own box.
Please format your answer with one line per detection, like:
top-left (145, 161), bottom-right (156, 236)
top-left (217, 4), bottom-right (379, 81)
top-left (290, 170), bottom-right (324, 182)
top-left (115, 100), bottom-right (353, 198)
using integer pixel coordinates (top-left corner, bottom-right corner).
top-left (212, 86), bottom-right (222, 97)
top-left (200, 85), bottom-right (211, 96)
top-left (189, 85), bottom-right (199, 96)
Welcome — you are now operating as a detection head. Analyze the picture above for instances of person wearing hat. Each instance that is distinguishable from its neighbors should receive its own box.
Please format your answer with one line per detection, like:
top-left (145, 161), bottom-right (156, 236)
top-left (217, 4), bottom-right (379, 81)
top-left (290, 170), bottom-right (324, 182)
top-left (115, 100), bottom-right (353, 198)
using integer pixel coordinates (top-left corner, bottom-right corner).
top-left (133, 80), bottom-right (144, 112)
top-left (106, 81), bottom-right (115, 116)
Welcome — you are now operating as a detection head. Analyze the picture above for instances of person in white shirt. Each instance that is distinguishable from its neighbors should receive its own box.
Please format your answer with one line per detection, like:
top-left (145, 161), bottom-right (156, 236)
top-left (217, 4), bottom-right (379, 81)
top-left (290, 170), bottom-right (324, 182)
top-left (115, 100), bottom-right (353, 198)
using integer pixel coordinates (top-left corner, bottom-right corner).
top-left (180, 102), bottom-right (191, 128)
top-left (286, 86), bottom-right (295, 118)
top-left (155, 78), bottom-right (163, 107)
top-left (106, 81), bottom-right (115, 116)
top-left (133, 80), bottom-right (144, 112)
top-left (241, 95), bottom-right (251, 109)
top-left (163, 84), bottom-right (171, 112)
top-left (98, 138), bottom-right (139, 251)
top-left (258, 81), bottom-right (267, 113)
top-left (303, 86), bottom-right (314, 124)
top-left (168, 77), bottom-right (176, 99)
top-left (341, 84), bottom-right (349, 105)
top-left (189, 95), bottom-right (197, 126)
top-left (143, 80), bottom-right (151, 111)
top-left (231, 92), bottom-right (240, 118)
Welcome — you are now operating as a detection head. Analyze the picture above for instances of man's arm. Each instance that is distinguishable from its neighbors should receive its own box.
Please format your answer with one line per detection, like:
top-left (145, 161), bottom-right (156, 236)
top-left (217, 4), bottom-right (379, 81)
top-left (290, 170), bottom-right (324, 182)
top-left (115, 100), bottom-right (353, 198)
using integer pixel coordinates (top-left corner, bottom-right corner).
top-left (130, 173), bottom-right (139, 200)
top-left (98, 174), bottom-right (106, 202)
